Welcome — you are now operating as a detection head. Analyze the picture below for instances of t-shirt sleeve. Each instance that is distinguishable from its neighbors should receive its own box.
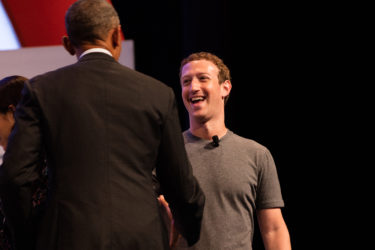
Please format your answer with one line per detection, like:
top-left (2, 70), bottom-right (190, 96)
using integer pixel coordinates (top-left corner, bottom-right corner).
top-left (255, 148), bottom-right (285, 209)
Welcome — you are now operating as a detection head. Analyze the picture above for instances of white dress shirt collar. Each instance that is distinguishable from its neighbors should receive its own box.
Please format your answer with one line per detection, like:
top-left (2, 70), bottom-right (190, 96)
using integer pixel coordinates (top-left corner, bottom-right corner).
top-left (79, 48), bottom-right (113, 59)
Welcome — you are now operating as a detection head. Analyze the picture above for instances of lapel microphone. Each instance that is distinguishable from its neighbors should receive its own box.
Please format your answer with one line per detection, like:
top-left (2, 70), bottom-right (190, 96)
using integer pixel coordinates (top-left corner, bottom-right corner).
top-left (212, 135), bottom-right (219, 147)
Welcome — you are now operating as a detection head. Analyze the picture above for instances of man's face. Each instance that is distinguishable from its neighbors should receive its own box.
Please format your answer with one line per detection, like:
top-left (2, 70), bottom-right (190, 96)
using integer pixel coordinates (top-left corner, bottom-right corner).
top-left (180, 59), bottom-right (228, 123)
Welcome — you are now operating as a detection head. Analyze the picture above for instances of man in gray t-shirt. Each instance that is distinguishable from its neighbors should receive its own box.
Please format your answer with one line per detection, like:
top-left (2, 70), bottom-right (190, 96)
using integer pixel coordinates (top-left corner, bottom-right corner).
top-left (171, 52), bottom-right (291, 249)
top-left (176, 130), bottom-right (284, 249)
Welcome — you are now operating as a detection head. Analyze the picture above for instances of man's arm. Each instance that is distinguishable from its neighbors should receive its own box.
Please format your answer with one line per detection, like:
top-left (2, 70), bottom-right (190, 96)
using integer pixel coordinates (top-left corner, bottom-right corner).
top-left (257, 208), bottom-right (291, 250)
top-left (155, 88), bottom-right (205, 246)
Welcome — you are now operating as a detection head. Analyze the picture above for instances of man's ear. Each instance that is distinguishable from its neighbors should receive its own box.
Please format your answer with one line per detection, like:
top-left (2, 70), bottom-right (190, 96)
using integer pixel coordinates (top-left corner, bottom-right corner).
top-left (111, 25), bottom-right (123, 61)
top-left (62, 36), bottom-right (76, 56)
top-left (221, 80), bottom-right (232, 99)
top-left (111, 25), bottom-right (122, 49)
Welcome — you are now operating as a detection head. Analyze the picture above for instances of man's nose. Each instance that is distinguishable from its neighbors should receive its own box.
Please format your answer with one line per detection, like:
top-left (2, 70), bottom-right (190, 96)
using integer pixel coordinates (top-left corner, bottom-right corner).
top-left (190, 78), bottom-right (200, 90)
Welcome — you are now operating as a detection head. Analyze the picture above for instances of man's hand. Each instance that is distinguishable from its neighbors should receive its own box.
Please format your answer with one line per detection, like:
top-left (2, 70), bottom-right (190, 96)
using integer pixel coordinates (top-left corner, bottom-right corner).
top-left (158, 195), bottom-right (181, 248)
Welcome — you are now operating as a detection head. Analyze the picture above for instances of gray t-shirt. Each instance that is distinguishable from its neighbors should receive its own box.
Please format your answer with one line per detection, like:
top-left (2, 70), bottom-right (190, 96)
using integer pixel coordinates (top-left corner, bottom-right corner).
top-left (176, 130), bottom-right (284, 250)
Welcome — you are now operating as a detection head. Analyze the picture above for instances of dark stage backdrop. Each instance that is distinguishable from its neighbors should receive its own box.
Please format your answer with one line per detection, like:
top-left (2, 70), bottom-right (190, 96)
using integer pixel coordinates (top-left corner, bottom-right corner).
top-left (112, 1), bottom-right (348, 249)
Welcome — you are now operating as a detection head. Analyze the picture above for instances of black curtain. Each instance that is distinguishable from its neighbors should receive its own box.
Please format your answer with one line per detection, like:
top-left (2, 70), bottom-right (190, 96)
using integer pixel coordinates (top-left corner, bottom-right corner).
top-left (111, 1), bottom-right (345, 249)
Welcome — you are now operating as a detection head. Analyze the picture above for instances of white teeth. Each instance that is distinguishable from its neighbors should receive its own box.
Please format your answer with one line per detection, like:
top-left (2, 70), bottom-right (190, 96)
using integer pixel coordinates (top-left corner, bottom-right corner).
top-left (191, 97), bottom-right (204, 102)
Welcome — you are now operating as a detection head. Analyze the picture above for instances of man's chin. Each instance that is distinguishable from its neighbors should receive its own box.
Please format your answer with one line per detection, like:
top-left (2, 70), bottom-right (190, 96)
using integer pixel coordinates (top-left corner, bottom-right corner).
top-left (190, 113), bottom-right (209, 124)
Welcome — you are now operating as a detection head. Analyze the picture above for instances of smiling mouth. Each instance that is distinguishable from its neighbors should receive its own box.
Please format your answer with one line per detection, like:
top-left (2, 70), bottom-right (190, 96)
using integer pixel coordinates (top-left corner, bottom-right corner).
top-left (190, 96), bottom-right (206, 104)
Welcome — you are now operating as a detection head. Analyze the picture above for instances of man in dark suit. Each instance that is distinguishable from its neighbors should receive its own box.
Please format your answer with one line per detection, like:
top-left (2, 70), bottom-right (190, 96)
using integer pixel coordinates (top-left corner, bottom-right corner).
top-left (0, 0), bottom-right (205, 249)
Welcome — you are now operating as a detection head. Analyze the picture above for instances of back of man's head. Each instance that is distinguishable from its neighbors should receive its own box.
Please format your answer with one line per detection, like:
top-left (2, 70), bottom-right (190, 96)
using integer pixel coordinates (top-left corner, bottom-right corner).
top-left (65, 0), bottom-right (120, 47)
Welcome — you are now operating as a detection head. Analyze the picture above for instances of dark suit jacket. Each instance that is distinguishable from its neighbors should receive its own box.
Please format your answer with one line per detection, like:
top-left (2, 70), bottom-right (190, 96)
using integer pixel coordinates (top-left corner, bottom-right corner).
top-left (0, 53), bottom-right (205, 250)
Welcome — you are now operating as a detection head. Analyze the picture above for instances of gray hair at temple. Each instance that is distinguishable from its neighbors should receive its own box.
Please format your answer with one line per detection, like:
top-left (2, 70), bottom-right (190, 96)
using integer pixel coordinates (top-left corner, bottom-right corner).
top-left (65, 0), bottom-right (120, 47)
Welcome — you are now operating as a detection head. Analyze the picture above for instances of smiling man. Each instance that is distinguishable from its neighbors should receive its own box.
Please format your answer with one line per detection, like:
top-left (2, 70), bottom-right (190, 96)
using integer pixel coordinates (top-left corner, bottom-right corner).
top-left (175, 52), bottom-right (291, 250)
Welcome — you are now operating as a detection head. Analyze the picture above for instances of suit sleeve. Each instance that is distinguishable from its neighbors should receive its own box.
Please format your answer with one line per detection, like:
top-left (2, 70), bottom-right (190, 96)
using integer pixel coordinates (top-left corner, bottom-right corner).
top-left (0, 81), bottom-right (44, 249)
top-left (155, 89), bottom-right (205, 246)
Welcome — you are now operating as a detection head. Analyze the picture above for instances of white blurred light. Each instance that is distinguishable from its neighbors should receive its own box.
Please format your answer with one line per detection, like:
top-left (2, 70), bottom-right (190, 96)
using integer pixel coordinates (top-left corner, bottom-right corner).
top-left (0, 1), bottom-right (21, 50)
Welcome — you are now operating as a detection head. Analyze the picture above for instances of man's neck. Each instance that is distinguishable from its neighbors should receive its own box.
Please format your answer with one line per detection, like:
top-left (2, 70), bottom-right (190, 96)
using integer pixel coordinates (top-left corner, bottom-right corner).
top-left (75, 42), bottom-right (113, 60)
top-left (189, 118), bottom-right (227, 140)
top-left (79, 48), bottom-right (112, 59)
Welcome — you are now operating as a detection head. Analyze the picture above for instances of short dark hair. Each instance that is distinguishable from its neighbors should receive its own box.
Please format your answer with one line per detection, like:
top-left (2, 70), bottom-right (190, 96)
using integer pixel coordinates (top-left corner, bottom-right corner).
top-left (0, 75), bottom-right (28, 114)
top-left (180, 52), bottom-right (231, 104)
top-left (65, 0), bottom-right (120, 47)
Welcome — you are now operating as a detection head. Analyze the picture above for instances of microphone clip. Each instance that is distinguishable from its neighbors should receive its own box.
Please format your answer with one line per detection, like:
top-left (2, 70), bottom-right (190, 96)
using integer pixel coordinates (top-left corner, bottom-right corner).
top-left (212, 135), bottom-right (219, 147)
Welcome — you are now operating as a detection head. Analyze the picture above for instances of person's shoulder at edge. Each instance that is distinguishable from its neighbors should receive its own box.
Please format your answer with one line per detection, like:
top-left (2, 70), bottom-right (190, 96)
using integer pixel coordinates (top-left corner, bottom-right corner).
top-left (227, 130), bottom-right (269, 151)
